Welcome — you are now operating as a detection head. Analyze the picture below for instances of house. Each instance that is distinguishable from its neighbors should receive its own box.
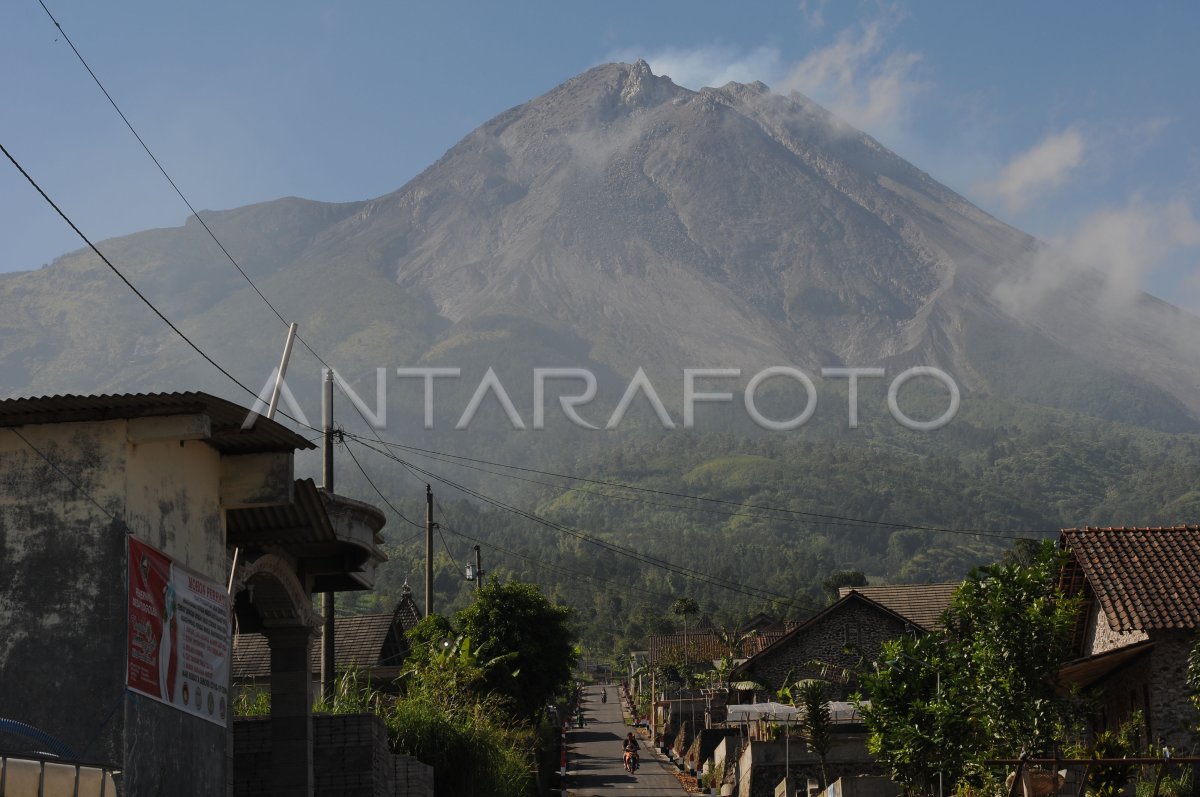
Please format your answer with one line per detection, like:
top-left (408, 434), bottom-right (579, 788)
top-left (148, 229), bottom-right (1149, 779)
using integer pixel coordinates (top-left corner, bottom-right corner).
top-left (0, 392), bottom-right (388, 797)
top-left (1057, 526), bottom-right (1200, 748)
top-left (729, 591), bottom-right (928, 700)
top-left (836, 583), bottom-right (959, 631)
top-left (646, 620), bottom-right (793, 738)
top-left (719, 587), bottom-right (957, 797)
top-left (233, 585), bottom-right (423, 692)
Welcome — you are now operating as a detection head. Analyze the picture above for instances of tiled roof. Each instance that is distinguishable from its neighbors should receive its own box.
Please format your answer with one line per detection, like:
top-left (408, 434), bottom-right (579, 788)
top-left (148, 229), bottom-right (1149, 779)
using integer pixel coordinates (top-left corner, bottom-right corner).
top-left (731, 591), bottom-right (919, 681)
top-left (233, 609), bottom-right (413, 681)
top-left (838, 583), bottom-right (960, 630)
top-left (647, 627), bottom-right (792, 666)
top-left (1059, 526), bottom-right (1200, 633)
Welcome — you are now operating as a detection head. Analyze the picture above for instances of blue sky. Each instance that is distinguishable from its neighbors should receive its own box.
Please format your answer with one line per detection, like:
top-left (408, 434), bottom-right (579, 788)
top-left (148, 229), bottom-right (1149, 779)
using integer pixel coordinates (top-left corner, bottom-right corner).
top-left (3, 1), bottom-right (1199, 307)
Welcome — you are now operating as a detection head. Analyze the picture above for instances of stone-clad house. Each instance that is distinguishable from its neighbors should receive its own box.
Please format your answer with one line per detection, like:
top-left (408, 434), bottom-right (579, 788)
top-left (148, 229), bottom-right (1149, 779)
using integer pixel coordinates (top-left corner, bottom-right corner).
top-left (1057, 526), bottom-right (1200, 748)
top-left (730, 588), bottom-right (956, 701)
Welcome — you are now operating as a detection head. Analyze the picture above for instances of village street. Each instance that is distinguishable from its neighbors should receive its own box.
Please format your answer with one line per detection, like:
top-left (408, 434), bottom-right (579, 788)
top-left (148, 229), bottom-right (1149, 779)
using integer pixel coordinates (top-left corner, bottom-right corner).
top-left (566, 685), bottom-right (690, 796)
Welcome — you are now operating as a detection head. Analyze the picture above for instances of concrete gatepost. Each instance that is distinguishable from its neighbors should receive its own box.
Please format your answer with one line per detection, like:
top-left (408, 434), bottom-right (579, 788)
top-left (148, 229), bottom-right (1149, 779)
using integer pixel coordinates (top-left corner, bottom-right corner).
top-left (266, 626), bottom-right (315, 797)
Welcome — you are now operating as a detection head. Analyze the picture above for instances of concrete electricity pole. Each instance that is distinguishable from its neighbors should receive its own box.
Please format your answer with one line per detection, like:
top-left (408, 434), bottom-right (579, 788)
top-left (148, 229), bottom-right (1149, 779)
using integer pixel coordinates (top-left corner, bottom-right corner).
top-left (425, 485), bottom-right (434, 617)
top-left (321, 369), bottom-right (336, 703)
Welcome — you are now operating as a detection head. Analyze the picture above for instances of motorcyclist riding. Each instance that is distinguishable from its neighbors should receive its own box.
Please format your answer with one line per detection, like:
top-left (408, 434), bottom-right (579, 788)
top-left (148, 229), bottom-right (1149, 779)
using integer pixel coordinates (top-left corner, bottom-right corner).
top-left (622, 732), bottom-right (639, 773)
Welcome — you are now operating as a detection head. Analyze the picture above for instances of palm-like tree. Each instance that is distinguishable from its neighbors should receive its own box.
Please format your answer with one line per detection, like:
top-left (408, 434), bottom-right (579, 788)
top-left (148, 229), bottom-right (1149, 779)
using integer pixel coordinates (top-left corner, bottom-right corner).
top-left (713, 625), bottom-right (759, 688)
top-left (671, 597), bottom-right (700, 664)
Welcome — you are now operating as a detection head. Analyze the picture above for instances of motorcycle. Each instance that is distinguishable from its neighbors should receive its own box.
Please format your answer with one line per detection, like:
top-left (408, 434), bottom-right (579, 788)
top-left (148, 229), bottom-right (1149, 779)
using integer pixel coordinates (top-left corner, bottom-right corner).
top-left (623, 750), bottom-right (639, 773)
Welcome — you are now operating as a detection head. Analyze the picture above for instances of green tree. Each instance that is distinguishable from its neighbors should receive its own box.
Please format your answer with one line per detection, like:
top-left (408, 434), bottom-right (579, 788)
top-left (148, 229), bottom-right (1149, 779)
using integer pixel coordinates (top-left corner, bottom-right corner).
top-left (860, 540), bottom-right (1080, 795)
top-left (859, 634), bottom-right (966, 795)
top-left (821, 570), bottom-right (868, 602)
top-left (455, 579), bottom-right (577, 719)
top-left (712, 624), bottom-right (758, 688)
top-left (941, 539), bottom-right (1080, 760)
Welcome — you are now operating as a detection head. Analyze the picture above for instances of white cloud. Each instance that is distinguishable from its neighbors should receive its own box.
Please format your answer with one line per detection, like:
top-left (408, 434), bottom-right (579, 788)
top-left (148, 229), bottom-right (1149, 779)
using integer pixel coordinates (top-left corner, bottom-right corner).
top-left (995, 196), bottom-right (1200, 311)
top-left (610, 11), bottom-right (923, 137)
top-left (975, 128), bottom-right (1087, 212)
top-left (777, 15), bottom-right (924, 134)
top-left (621, 44), bottom-right (785, 91)
top-left (800, 0), bottom-right (829, 30)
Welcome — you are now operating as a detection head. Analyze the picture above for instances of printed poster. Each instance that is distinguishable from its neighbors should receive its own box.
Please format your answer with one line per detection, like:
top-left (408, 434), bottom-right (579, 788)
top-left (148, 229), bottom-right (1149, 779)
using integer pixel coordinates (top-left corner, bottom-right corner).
top-left (126, 536), bottom-right (230, 726)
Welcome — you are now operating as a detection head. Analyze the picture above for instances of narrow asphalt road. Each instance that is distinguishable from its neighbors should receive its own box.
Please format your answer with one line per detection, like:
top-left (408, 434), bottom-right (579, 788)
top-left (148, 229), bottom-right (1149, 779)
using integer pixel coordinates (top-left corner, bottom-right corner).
top-left (566, 684), bottom-right (690, 796)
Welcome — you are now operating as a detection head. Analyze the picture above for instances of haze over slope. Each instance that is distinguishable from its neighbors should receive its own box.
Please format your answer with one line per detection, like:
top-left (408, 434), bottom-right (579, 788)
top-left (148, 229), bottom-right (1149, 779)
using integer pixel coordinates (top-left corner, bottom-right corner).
top-left (2, 60), bottom-right (1197, 433)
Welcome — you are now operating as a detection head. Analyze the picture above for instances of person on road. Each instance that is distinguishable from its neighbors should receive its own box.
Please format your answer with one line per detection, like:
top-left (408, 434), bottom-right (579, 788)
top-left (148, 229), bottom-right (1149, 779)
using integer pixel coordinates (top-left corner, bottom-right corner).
top-left (622, 733), bottom-right (640, 773)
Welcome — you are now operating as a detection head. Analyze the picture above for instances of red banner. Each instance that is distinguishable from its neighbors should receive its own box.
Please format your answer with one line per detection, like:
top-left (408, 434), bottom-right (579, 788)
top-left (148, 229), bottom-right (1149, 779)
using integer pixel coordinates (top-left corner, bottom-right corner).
top-left (127, 537), bottom-right (230, 726)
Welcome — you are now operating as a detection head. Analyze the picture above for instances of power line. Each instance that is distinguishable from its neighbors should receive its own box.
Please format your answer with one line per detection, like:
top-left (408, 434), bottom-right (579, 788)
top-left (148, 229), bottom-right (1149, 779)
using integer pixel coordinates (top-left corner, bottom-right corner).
top-left (438, 519), bottom-right (678, 605)
top-left (351, 437), bottom-right (817, 612)
top-left (371, 435), bottom-right (1022, 537)
top-left (347, 434), bottom-right (1041, 540)
top-left (0, 141), bottom-right (278, 417)
top-left (39, 0), bottom-right (414, 473)
top-left (345, 438), bottom-right (677, 607)
top-left (341, 437), bottom-right (425, 531)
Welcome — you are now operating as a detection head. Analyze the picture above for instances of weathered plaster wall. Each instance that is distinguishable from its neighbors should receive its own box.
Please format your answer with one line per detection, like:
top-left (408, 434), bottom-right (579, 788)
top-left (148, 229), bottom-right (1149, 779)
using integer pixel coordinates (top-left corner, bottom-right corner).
top-left (1085, 631), bottom-right (1196, 751)
top-left (124, 436), bottom-right (223, 576)
top-left (0, 418), bottom-right (230, 796)
top-left (0, 420), bottom-right (129, 764)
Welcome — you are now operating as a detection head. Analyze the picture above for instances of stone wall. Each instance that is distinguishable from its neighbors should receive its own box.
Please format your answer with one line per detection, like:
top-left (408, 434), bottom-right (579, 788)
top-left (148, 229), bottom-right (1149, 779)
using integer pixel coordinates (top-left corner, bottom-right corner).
top-left (1084, 631), bottom-right (1196, 750)
top-left (1084, 601), bottom-right (1148, 656)
top-left (1148, 632), bottom-right (1196, 749)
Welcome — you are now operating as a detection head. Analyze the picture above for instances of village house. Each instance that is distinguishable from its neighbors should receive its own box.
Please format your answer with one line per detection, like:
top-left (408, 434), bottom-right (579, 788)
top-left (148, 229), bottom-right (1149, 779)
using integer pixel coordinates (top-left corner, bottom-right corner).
top-left (232, 584), bottom-right (423, 695)
top-left (730, 586), bottom-right (957, 700)
top-left (716, 585), bottom-right (958, 797)
top-left (1057, 526), bottom-right (1200, 749)
top-left (0, 392), bottom-right (395, 797)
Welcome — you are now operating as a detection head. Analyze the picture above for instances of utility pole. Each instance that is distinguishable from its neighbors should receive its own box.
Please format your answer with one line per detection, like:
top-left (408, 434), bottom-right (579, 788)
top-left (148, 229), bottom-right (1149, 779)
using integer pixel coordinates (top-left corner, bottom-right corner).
top-left (320, 369), bottom-right (336, 703)
top-left (425, 484), bottom-right (434, 617)
top-left (473, 544), bottom-right (483, 592)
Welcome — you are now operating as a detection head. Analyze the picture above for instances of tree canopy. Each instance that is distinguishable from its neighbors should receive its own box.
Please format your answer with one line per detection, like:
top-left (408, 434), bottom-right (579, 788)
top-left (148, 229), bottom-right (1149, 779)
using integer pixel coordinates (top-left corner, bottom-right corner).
top-left (454, 579), bottom-right (578, 719)
top-left (860, 540), bottom-right (1080, 794)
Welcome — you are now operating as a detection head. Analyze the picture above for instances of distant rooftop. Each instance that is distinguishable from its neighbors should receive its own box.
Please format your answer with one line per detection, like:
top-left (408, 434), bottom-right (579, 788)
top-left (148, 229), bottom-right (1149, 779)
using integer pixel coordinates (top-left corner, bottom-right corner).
top-left (838, 583), bottom-right (960, 630)
top-left (0, 391), bottom-right (313, 454)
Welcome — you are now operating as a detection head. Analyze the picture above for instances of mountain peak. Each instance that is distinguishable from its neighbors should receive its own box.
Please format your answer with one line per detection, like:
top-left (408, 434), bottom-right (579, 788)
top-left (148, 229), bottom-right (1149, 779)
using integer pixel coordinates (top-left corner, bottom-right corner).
top-left (617, 59), bottom-right (681, 107)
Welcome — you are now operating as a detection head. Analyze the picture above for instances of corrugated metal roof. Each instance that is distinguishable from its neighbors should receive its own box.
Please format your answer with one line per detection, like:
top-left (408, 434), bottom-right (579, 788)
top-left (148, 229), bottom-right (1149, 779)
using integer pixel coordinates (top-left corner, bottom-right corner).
top-left (0, 391), bottom-right (313, 454)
